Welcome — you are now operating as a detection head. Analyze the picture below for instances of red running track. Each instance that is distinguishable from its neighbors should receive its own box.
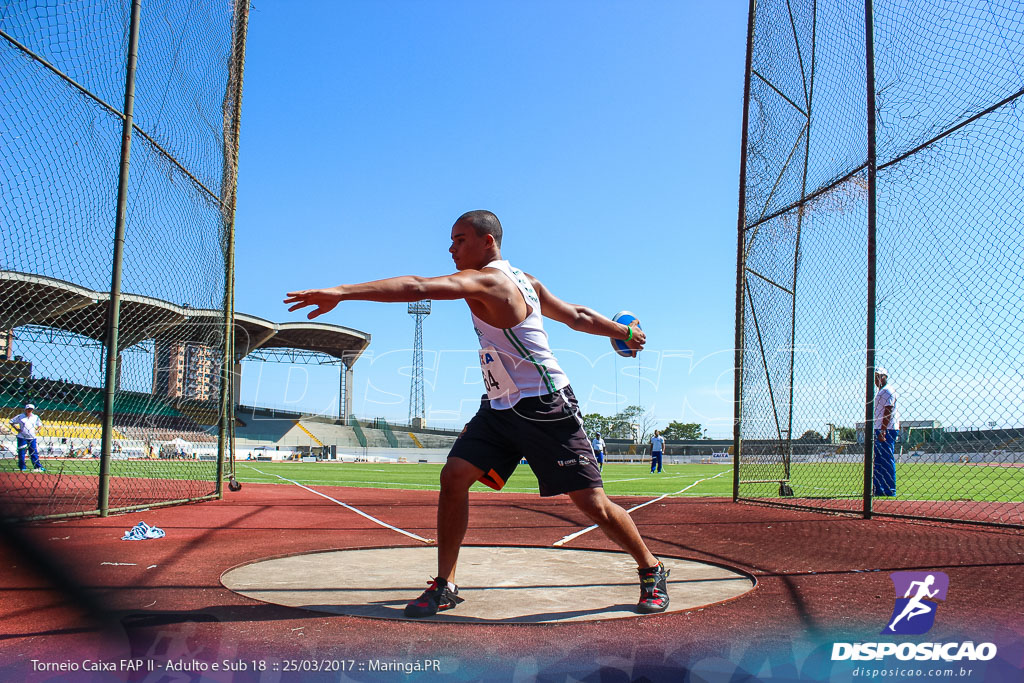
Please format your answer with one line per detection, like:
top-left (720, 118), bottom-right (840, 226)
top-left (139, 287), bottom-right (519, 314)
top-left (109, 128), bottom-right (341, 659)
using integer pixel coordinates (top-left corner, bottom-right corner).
top-left (1, 482), bottom-right (1022, 681)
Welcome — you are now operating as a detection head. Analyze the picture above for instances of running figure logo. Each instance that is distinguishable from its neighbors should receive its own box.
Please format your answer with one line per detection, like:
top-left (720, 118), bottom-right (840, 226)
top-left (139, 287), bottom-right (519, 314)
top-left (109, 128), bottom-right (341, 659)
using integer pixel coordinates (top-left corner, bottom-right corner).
top-left (882, 571), bottom-right (949, 635)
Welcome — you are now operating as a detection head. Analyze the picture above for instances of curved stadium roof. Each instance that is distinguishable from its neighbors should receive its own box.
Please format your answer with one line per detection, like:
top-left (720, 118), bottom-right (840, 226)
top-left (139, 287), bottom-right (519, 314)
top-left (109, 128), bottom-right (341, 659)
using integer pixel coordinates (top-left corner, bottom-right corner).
top-left (0, 271), bottom-right (370, 363)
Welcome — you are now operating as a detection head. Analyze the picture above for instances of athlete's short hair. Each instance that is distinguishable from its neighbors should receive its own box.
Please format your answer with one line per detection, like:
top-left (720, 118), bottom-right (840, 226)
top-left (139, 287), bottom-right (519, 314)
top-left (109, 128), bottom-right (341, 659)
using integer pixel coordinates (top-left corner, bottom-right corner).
top-left (458, 210), bottom-right (502, 248)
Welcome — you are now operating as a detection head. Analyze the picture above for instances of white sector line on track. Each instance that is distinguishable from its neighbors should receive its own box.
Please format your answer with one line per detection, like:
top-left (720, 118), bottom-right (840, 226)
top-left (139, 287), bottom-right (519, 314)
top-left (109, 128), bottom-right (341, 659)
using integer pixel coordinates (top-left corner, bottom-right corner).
top-left (552, 469), bottom-right (733, 547)
top-left (243, 465), bottom-right (434, 544)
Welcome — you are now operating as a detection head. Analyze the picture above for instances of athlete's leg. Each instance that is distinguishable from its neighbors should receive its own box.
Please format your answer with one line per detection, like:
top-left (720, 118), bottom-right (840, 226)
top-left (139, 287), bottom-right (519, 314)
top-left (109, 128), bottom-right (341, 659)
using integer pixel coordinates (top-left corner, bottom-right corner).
top-left (436, 457), bottom-right (484, 582)
top-left (568, 486), bottom-right (658, 569)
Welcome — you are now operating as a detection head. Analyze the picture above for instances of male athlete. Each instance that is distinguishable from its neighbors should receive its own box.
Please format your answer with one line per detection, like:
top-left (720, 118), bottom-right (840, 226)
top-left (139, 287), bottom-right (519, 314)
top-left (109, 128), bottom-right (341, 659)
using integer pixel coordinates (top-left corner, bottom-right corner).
top-left (284, 210), bottom-right (670, 617)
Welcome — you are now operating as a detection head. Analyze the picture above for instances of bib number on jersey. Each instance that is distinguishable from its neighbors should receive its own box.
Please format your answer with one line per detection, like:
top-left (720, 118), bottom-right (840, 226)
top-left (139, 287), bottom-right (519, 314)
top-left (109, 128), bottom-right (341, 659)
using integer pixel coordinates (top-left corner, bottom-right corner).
top-left (479, 347), bottom-right (516, 401)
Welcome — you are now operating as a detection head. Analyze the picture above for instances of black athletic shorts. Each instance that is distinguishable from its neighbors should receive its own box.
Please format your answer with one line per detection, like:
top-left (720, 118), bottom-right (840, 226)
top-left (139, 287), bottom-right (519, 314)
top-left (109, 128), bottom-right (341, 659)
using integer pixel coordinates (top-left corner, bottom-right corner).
top-left (448, 385), bottom-right (603, 497)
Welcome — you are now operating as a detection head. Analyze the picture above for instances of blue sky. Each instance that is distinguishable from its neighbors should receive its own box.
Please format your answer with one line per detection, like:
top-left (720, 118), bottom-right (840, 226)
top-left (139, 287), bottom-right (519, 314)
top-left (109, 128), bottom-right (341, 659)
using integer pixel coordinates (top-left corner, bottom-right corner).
top-left (233, 2), bottom-right (750, 435)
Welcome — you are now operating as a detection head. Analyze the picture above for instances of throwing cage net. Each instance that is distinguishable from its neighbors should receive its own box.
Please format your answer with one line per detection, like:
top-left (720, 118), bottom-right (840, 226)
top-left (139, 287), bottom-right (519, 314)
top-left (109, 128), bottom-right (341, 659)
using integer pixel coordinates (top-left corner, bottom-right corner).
top-left (735, 0), bottom-right (1024, 526)
top-left (0, 0), bottom-right (248, 520)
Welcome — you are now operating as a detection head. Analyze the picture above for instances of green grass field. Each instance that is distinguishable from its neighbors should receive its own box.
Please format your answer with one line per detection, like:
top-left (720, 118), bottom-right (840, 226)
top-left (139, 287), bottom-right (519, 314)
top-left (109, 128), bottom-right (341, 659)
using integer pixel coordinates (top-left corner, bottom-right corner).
top-left (0, 457), bottom-right (217, 481)
top-left (777, 462), bottom-right (1024, 502)
top-left (3, 457), bottom-right (1019, 502)
top-left (235, 461), bottom-right (735, 498)
top-left (235, 461), bottom-right (1021, 502)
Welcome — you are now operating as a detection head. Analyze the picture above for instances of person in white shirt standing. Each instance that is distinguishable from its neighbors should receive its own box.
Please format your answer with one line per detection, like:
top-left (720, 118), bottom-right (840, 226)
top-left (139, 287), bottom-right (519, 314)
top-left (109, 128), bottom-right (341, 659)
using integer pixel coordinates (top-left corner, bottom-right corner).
top-left (873, 367), bottom-right (900, 496)
top-left (591, 433), bottom-right (606, 472)
top-left (9, 403), bottom-right (45, 472)
top-left (649, 431), bottom-right (666, 474)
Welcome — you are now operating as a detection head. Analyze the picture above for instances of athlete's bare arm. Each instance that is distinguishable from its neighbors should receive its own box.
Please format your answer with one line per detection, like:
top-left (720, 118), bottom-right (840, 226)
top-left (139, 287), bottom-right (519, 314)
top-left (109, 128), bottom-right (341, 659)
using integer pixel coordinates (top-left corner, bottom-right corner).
top-left (285, 270), bottom-right (507, 320)
top-left (526, 274), bottom-right (645, 355)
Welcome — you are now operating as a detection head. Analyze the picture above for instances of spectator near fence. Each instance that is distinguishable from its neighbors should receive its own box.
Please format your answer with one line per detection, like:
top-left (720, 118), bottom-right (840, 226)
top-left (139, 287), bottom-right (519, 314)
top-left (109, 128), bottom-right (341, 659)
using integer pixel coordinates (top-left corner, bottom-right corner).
top-left (650, 431), bottom-right (666, 474)
top-left (873, 367), bottom-right (900, 496)
top-left (9, 403), bottom-right (45, 472)
top-left (591, 433), bottom-right (606, 471)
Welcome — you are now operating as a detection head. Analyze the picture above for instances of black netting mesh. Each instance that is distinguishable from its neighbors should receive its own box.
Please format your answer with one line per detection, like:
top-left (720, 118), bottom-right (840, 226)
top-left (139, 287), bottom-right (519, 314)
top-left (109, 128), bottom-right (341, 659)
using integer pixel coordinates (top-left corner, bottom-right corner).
top-left (1, 0), bottom-right (247, 519)
top-left (737, 0), bottom-right (1024, 525)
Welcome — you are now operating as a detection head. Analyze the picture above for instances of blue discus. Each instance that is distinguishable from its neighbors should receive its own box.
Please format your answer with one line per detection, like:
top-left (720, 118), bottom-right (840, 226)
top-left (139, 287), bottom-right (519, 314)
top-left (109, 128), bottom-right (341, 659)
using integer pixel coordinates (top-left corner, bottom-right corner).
top-left (611, 310), bottom-right (640, 357)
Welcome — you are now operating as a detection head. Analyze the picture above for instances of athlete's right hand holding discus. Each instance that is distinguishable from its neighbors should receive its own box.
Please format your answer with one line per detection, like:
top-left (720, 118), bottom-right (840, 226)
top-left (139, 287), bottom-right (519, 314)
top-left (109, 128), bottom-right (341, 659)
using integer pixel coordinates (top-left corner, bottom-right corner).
top-left (609, 311), bottom-right (645, 358)
top-left (622, 320), bottom-right (645, 357)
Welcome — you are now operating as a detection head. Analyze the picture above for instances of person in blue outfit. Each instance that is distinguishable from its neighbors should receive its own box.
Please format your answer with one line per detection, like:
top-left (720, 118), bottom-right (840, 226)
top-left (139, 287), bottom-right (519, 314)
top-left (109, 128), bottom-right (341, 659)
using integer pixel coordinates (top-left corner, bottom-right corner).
top-left (873, 367), bottom-right (900, 497)
top-left (591, 432), bottom-right (606, 472)
top-left (649, 430), bottom-right (666, 473)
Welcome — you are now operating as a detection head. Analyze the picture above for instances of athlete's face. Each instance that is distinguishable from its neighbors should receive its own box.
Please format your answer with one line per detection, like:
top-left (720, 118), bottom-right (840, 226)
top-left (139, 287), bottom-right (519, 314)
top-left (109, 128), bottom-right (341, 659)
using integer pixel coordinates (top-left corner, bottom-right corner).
top-left (449, 222), bottom-right (492, 270)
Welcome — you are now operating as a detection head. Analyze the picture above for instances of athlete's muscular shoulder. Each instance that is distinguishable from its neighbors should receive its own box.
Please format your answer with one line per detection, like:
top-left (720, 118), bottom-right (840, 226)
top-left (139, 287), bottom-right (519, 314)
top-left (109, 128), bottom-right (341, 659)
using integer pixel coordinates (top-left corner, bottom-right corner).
top-left (469, 267), bottom-right (530, 328)
top-left (410, 268), bottom-right (505, 305)
top-left (459, 267), bottom-right (516, 302)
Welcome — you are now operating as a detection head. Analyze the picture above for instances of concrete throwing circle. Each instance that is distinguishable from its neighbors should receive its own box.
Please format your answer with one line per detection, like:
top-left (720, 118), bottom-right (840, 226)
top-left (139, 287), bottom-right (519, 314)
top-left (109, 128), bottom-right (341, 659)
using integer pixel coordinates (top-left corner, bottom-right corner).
top-left (222, 546), bottom-right (754, 623)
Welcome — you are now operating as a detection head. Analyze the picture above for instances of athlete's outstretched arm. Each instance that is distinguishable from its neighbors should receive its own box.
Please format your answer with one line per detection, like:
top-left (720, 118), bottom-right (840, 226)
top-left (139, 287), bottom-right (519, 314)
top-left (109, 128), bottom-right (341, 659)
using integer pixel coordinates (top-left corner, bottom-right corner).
top-left (284, 270), bottom-right (502, 320)
top-left (526, 274), bottom-right (645, 355)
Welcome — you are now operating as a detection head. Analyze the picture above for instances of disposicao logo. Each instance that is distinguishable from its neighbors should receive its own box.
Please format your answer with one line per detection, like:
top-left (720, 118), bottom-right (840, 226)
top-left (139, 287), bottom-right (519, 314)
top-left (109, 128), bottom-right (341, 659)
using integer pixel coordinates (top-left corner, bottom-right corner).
top-left (882, 571), bottom-right (948, 635)
top-left (831, 571), bottom-right (998, 663)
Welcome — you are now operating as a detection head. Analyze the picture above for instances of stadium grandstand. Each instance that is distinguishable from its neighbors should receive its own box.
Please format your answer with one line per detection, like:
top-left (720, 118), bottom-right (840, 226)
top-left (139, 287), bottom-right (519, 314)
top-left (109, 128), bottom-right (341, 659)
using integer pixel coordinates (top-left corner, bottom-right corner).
top-left (1, 270), bottom-right (376, 461)
top-left (228, 405), bottom-right (460, 464)
top-left (0, 270), bottom-right (464, 466)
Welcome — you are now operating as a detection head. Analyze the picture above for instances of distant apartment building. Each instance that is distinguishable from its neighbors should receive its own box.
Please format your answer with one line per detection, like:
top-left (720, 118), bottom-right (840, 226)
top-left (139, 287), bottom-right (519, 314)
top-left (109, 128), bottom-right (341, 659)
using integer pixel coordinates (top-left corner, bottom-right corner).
top-left (153, 340), bottom-right (221, 401)
top-left (0, 330), bottom-right (31, 386)
top-left (0, 329), bottom-right (11, 360)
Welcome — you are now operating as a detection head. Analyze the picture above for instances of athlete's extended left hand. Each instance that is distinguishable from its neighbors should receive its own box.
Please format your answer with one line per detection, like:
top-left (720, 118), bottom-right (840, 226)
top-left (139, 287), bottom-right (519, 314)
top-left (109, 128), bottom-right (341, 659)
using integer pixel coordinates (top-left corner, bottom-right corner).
top-left (284, 287), bottom-right (344, 320)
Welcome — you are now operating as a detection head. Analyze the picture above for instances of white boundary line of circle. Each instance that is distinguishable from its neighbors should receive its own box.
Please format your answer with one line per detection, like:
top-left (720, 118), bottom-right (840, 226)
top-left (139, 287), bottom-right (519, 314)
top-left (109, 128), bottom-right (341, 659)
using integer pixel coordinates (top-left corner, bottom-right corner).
top-left (553, 469), bottom-right (733, 547)
top-left (244, 465), bottom-right (434, 544)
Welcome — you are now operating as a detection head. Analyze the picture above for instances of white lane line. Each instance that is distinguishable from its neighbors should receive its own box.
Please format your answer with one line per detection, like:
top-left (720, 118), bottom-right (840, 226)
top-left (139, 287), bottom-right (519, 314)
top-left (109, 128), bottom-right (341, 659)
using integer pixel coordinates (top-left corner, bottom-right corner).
top-left (243, 465), bottom-right (433, 544)
top-left (244, 477), bottom-right (440, 489)
top-left (602, 471), bottom-right (730, 484)
top-left (552, 469), bottom-right (733, 547)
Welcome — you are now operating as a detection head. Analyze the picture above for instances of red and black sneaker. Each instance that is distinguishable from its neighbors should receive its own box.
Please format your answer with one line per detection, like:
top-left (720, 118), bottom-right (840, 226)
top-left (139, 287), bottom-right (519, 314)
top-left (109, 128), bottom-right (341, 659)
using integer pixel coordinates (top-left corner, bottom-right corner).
top-left (403, 577), bottom-right (465, 618)
top-left (637, 561), bottom-right (670, 614)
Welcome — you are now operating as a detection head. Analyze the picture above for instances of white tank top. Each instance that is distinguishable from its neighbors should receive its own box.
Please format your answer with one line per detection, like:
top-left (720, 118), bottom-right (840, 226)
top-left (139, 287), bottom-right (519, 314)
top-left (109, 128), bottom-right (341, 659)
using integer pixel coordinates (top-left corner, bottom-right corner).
top-left (472, 260), bottom-right (570, 409)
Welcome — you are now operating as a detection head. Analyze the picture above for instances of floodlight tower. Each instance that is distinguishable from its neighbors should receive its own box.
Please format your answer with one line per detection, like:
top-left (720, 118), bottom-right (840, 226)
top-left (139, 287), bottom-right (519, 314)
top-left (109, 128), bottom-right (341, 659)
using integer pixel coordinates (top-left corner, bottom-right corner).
top-left (408, 300), bottom-right (431, 425)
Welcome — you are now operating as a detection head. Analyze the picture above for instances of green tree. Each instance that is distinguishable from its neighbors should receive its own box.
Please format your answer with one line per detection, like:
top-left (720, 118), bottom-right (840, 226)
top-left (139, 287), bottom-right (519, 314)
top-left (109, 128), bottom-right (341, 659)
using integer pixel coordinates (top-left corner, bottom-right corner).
top-left (799, 429), bottom-right (824, 441)
top-left (618, 405), bottom-right (656, 442)
top-left (582, 407), bottom-right (655, 441)
top-left (583, 413), bottom-right (614, 438)
top-left (661, 421), bottom-right (703, 440)
top-left (838, 426), bottom-right (856, 442)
